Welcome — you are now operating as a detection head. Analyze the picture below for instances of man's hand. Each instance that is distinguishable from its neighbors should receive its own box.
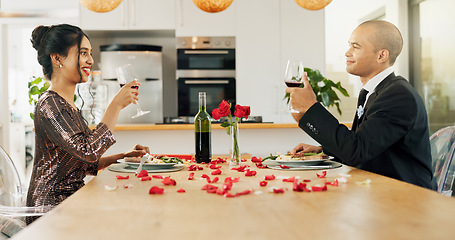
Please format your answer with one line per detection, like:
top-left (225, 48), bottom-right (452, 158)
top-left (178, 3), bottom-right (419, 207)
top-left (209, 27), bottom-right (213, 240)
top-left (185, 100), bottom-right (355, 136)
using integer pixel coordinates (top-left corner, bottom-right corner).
top-left (289, 143), bottom-right (322, 156)
top-left (285, 72), bottom-right (317, 117)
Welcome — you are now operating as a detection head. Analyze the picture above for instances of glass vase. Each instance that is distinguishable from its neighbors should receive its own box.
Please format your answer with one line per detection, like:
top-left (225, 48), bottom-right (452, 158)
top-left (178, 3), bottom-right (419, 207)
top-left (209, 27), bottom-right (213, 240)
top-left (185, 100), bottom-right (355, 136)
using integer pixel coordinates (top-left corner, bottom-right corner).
top-left (229, 120), bottom-right (240, 167)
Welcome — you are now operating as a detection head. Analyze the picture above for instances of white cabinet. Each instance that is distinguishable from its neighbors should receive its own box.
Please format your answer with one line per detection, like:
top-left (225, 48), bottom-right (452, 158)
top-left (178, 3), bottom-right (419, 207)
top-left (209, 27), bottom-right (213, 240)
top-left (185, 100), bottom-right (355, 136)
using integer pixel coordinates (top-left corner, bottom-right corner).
top-left (79, 0), bottom-right (176, 30)
top-left (176, 0), bottom-right (236, 36)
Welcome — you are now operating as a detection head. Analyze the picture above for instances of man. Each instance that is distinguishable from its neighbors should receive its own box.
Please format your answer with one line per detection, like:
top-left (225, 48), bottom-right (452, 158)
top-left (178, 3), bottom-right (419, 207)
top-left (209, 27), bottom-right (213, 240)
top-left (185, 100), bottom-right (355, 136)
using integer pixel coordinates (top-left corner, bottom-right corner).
top-left (286, 20), bottom-right (436, 190)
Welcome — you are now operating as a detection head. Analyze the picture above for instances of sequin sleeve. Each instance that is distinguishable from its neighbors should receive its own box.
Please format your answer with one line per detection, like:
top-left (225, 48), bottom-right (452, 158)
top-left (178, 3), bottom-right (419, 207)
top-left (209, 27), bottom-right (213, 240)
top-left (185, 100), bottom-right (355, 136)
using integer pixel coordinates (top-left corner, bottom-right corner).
top-left (37, 93), bottom-right (116, 165)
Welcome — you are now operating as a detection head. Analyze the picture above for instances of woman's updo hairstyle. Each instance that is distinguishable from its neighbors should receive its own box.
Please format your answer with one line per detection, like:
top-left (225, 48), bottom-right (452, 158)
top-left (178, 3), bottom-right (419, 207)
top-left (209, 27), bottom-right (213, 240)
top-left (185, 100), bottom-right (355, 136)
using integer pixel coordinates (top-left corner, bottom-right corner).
top-left (31, 24), bottom-right (89, 80)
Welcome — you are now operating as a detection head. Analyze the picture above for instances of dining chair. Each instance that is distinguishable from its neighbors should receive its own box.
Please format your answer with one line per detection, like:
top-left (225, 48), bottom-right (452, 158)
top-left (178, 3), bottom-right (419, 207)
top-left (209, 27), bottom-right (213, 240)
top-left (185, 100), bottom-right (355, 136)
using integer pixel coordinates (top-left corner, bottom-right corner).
top-left (429, 126), bottom-right (455, 196)
top-left (0, 146), bottom-right (51, 238)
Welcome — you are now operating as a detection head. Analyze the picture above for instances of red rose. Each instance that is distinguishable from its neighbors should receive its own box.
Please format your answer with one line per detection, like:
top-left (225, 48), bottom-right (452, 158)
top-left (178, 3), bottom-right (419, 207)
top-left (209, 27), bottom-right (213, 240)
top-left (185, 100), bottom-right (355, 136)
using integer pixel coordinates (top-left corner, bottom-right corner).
top-left (234, 105), bottom-right (250, 119)
top-left (218, 100), bottom-right (231, 117)
top-left (212, 108), bottom-right (222, 120)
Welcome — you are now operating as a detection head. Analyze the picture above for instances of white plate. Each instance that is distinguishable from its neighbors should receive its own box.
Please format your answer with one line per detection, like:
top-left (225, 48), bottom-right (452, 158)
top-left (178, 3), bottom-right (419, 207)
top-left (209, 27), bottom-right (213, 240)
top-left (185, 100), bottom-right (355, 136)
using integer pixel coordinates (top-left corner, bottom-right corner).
top-left (267, 161), bottom-right (342, 170)
top-left (274, 156), bottom-right (334, 167)
top-left (117, 159), bottom-right (176, 169)
top-left (109, 163), bottom-right (184, 173)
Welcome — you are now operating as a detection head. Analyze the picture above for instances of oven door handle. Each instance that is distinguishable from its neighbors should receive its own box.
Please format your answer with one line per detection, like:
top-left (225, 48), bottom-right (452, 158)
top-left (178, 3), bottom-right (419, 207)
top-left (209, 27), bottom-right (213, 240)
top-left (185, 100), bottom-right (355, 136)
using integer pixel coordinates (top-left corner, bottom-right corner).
top-left (184, 80), bottom-right (230, 84)
top-left (183, 50), bottom-right (230, 55)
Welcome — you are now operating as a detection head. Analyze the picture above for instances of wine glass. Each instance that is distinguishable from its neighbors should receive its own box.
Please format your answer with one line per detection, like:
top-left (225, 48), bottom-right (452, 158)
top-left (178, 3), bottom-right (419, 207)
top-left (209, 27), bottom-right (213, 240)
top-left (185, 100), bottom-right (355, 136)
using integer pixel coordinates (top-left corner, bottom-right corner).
top-left (116, 64), bottom-right (150, 118)
top-left (284, 60), bottom-right (304, 113)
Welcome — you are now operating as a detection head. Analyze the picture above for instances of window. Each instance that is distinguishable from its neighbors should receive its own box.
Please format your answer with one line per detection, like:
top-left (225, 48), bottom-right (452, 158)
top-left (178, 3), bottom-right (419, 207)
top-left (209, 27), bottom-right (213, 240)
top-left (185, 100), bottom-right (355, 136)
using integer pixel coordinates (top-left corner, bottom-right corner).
top-left (409, 0), bottom-right (455, 133)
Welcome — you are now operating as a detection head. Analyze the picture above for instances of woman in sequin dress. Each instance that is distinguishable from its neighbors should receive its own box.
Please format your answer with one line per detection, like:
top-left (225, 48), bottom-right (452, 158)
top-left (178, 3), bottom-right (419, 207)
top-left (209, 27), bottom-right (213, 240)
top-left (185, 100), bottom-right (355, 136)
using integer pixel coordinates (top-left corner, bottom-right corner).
top-left (26, 24), bottom-right (149, 223)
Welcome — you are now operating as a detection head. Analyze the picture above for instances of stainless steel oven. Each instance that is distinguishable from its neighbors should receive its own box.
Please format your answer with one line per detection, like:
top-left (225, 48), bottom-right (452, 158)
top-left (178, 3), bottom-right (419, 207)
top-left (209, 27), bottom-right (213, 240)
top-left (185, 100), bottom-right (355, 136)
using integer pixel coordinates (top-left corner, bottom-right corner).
top-left (177, 37), bottom-right (236, 117)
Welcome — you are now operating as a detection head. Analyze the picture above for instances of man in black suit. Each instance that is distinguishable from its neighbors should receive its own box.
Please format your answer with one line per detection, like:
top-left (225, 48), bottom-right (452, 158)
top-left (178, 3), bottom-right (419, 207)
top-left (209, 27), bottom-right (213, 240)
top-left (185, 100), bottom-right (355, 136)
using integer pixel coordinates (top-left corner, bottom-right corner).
top-left (286, 20), bottom-right (436, 190)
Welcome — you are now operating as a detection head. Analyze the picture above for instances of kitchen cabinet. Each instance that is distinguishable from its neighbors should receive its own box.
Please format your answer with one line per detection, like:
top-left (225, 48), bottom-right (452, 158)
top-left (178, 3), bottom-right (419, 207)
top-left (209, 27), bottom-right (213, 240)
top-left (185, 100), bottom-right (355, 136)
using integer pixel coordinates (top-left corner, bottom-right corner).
top-left (79, 0), bottom-right (176, 30)
top-left (176, 0), bottom-right (236, 36)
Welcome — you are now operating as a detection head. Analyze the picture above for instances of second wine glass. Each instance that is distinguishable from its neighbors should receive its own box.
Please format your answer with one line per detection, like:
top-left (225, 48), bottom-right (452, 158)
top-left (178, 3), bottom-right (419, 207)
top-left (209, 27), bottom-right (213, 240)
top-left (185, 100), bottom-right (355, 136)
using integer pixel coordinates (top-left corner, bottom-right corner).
top-left (284, 60), bottom-right (304, 113)
top-left (116, 64), bottom-right (150, 118)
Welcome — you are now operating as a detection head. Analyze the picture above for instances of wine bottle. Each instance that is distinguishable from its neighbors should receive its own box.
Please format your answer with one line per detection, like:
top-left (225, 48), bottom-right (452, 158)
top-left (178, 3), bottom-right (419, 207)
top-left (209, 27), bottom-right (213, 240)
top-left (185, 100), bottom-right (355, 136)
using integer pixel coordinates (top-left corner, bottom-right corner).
top-left (194, 92), bottom-right (212, 163)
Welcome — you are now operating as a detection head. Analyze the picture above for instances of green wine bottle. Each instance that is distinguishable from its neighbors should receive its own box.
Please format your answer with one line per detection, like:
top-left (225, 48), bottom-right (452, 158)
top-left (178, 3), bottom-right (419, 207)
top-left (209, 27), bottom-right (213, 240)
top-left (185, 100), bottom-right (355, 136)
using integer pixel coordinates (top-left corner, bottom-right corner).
top-left (194, 92), bottom-right (212, 163)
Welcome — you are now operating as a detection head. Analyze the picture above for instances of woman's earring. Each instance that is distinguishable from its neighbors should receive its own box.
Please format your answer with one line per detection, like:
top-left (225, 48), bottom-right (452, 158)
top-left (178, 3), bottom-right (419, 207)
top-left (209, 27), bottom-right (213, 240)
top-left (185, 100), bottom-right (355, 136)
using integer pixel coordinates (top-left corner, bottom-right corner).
top-left (59, 64), bottom-right (63, 68)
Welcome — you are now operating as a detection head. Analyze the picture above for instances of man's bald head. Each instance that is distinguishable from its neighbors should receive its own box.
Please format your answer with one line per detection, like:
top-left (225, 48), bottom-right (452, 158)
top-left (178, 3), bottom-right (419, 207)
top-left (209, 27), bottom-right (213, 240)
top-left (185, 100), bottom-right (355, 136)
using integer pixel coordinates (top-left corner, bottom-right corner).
top-left (358, 20), bottom-right (403, 65)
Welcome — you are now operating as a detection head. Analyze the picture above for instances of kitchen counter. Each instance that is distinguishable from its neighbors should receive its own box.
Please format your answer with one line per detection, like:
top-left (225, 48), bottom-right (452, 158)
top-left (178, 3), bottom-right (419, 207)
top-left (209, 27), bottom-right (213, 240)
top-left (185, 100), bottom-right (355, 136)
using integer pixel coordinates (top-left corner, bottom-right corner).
top-left (97, 122), bottom-right (352, 157)
top-left (93, 123), bottom-right (353, 131)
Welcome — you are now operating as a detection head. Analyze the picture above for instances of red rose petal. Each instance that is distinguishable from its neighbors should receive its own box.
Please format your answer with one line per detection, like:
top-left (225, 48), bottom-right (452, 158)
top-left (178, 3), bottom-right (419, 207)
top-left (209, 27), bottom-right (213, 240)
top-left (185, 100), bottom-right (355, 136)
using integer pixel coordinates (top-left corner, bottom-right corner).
top-left (280, 165), bottom-right (290, 169)
top-left (136, 170), bottom-right (148, 178)
top-left (149, 186), bottom-right (164, 194)
top-left (209, 165), bottom-right (222, 169)
top-left (260, 181), bottom-right (268, 187)
top-left (116, 175), bottom-right (129, 180)
top-left (245, 170), bottom-right (257, 177)
top-left (236, 189), bottom-right (251, 196)
top-left (251, 156), bottom-right (262, 163)
top-left (325, 179), bottom-right (339, 186)
top-left (273, 188), bottom-right (285, 193)
top-left (152, 175), bottom-right (164, 179)
top-left (188, 172), bottom-right (195, 180)
top-left (316, 171), bottom-right (327, 178)
top-left (177, 188), bottom-right (186, 193)
top-left (211, 169), bottom-right (222, 175)
top-left (140, 176), bottom-right (152, 181)
top-left (264, 175), bottom-right (275, 180)
top-left (311, 185), bottom-right (328, 191)
top-left (162, 176), bottom-right (177, 186)
top-left (283, 177), bottom-right (296, 182)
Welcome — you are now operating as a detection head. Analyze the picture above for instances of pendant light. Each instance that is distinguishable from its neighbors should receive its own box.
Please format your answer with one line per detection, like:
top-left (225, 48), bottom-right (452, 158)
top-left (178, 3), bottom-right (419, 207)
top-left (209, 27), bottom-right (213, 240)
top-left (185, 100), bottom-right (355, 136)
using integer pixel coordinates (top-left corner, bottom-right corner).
top-left (79, 0), bottom-right (123, 13)
top-left (294, 0), bottom-right (332, 11)
top-left (193, 0), bottom-right (234, 13)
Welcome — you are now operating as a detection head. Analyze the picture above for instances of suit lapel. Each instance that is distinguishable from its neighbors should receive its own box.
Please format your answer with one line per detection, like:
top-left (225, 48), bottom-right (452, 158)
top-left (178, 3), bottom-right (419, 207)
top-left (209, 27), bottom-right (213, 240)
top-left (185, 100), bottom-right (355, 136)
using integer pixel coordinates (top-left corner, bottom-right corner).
top-left (353, 72), bottom-right (398, 130)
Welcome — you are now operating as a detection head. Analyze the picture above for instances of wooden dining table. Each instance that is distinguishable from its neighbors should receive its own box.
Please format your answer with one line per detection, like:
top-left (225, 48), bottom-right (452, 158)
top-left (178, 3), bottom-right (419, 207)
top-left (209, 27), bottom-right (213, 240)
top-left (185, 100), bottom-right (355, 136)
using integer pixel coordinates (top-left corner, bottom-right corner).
top-left (11, 157), bottom-right (455, 240)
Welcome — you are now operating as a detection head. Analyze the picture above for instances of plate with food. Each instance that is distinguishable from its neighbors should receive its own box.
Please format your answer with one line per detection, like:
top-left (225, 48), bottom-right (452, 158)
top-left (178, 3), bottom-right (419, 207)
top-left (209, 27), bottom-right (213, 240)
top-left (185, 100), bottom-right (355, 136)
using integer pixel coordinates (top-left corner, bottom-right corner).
top-left (118, 155), bottom-right (184, 169)
top-left (262, 153), bottom-right (333, 167)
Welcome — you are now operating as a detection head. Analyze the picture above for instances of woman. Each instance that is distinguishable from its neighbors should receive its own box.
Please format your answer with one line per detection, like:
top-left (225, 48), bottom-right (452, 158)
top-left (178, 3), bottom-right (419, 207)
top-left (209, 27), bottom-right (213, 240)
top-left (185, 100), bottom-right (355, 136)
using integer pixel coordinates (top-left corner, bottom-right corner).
top-left (27, 24), bottom-right (149, 223)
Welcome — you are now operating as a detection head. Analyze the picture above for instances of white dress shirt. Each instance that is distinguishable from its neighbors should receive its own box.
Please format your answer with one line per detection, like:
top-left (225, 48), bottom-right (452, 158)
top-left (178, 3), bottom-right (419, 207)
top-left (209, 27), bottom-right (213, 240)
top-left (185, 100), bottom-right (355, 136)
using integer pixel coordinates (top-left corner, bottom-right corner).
top-left (361, 66), bottom-right (394, 107)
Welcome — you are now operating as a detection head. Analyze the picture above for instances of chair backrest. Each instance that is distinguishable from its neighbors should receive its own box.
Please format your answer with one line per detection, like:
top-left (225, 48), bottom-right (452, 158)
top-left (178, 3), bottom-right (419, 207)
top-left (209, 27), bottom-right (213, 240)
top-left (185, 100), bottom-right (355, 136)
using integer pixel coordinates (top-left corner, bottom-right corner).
top-left (0, 146), bottom-right (23, 207)
top-left (0, 146), bottom-right (51, 218)
top-left (430, 126), bottom-right (455, 196)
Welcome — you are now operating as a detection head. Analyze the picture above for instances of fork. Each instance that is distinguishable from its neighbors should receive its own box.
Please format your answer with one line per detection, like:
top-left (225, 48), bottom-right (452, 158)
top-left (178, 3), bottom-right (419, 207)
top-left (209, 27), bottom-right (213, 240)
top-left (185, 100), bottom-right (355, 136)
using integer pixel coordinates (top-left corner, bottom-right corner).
top-left (135, 154), bottom-right (149, 174)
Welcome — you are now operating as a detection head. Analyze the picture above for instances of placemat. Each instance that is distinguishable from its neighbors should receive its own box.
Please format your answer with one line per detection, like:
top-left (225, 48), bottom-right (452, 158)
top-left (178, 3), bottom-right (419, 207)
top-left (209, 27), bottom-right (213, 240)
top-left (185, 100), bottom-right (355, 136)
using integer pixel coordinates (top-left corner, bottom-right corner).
top-left (108, 163), bottom-right (185, 173)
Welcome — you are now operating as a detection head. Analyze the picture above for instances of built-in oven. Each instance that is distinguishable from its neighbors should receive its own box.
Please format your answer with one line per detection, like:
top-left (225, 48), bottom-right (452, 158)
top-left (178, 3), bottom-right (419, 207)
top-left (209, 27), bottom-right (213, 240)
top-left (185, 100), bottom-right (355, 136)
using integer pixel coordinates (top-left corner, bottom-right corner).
top-left (177, 37), bottom-right (236, 117)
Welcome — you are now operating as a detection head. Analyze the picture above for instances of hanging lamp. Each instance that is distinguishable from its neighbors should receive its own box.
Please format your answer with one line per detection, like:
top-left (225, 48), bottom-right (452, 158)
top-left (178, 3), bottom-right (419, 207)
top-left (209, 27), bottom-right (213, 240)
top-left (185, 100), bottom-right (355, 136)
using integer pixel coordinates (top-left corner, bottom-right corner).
top-left (79, 0), bottom-right (123, 13)
top-left (193, 0), bottom-right (234, 13)
top-left (294, 0), bottom-right (332, 11)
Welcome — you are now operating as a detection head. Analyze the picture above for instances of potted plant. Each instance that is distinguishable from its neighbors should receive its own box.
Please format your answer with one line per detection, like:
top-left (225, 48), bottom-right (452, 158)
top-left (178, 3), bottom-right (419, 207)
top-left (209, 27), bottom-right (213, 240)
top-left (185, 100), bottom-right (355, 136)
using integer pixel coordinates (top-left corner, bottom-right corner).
top-left (285, 68), bottom-right (349, 115)
top-left (28, 76), bottom-right (50, 120)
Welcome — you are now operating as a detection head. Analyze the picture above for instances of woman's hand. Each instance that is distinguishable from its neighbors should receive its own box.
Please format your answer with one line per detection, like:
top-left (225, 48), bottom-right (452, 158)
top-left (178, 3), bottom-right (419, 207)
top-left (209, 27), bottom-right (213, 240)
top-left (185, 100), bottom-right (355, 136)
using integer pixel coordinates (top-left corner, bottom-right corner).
top-left (289, 143), bottom-right (322, 156)
top-left (101, 81), bottom-right (141, 131)
top-left (112, 80), bottom-right (141, 110)
top-left (123, 144), bottom-right (150, 158)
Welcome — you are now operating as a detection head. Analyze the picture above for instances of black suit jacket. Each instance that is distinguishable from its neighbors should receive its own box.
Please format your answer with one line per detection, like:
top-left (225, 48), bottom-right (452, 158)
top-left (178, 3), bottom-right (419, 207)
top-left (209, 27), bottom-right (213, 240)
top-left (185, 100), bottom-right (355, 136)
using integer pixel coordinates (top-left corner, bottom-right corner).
top-left (299, 73), bottom-right (436, 189)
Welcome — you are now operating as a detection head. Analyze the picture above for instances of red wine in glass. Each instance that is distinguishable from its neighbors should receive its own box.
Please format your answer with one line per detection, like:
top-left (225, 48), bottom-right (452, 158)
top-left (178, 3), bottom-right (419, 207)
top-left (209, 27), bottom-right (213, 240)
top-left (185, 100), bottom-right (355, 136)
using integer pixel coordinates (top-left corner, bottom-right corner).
top-left (284, 60), bottom-right (304, 113)
top-left (116, 64), bottom-right (150, 118)
top-left (285, 81), bottom-right (303, 88)
top-left (119, 83), bottom-right (139, 90)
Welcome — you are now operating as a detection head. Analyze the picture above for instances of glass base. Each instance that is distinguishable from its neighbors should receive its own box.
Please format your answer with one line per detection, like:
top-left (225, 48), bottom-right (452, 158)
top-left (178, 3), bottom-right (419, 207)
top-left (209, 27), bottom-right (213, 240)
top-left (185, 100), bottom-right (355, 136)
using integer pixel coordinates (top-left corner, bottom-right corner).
top-left (132, 110), bottom-right (150, 119)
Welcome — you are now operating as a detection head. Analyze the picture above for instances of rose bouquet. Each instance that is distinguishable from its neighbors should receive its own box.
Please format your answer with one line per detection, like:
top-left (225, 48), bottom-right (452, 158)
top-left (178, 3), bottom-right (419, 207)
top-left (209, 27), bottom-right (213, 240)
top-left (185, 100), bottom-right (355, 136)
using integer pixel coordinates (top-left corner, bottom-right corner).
top-left (212, 100), bottom-right (250, 166)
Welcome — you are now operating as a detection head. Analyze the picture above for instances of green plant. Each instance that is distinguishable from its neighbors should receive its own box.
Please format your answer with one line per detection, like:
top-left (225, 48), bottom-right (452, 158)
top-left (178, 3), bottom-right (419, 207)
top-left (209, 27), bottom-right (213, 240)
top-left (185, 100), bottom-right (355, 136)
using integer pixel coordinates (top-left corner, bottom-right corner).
top-left (285, 68), bottom-right (350, 115)
top-left (28, 76), bottom-right (50, 119)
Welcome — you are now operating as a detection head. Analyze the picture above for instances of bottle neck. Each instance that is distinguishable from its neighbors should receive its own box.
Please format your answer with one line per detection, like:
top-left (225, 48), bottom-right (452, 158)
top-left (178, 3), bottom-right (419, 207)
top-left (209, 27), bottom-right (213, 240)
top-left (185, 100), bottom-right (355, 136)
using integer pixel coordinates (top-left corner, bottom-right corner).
top-left (199, 94), bottom-right (206, 111)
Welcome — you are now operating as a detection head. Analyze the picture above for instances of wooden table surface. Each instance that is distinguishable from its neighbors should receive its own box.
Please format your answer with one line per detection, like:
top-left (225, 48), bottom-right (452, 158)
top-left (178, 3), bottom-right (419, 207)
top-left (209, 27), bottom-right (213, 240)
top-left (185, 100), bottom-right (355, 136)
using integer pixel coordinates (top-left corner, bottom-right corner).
top-left (12, 159), bottom-right (455, 240)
